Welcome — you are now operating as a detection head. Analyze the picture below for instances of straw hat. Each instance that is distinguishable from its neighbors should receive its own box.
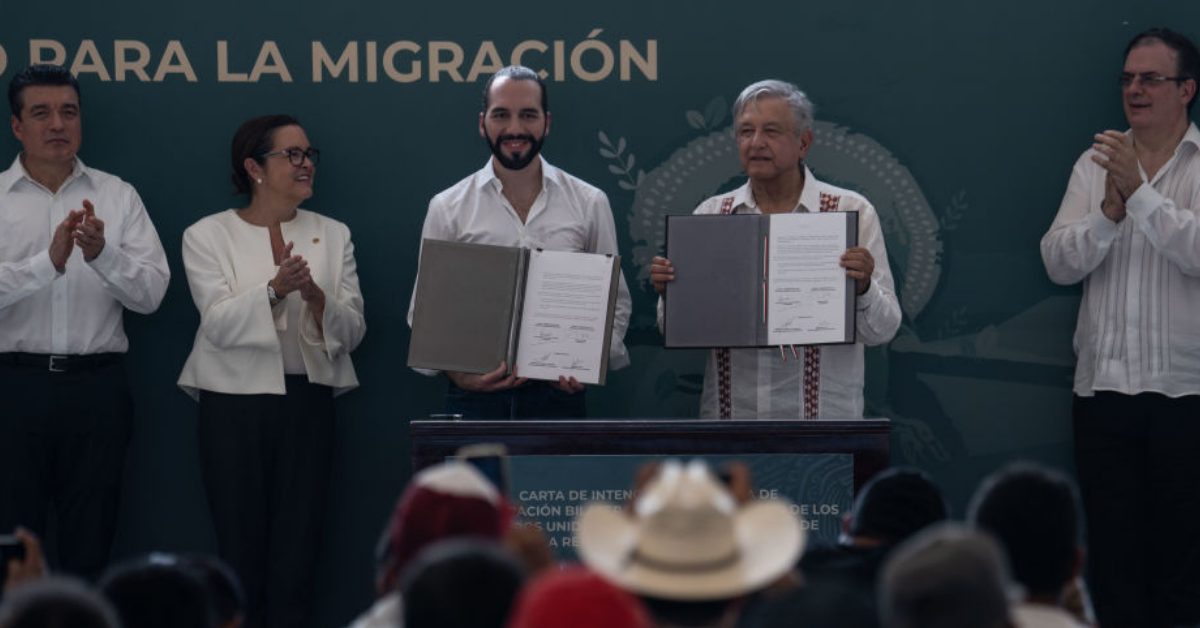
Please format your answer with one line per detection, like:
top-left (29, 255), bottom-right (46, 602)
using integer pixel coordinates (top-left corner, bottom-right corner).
top-left (576, 460), bottom-right (804, 600)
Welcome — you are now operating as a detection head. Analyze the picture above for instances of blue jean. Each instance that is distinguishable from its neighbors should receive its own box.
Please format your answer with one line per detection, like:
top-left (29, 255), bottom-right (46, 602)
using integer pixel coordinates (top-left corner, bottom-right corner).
top-left (445, 380), bottom-right (586, 419)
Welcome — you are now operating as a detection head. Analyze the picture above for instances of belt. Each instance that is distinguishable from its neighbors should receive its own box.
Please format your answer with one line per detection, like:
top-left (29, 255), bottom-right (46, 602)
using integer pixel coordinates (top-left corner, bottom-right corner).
top-left (0, 352), bottom-right (122, 373)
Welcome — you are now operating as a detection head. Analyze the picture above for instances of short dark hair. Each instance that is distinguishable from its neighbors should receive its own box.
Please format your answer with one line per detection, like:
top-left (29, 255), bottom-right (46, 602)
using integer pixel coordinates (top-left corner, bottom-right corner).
top-left (402, 539), bottom-right (525, 628)
top-left (0, 577), bottom-right (121, 628)
top-left (1126, 27), bottom-right (1200, 110)
top-left (180, 554), bottom-right (246, 627)
top-left (849, 467), bottom-right (949, 545)
top-left (761, 574), bottom-right (877, 628)
top-left (481, 65), bottom-right (548, 114)
top-left (639, 595), bottom-right (739, 628)
top-left (99, 553), bottom-right (217, 628)
top-left (8, 64), bottom-right (81, 119)
top-left (967, 461), bottom-right (1081, 597)
top-left (229, 114), bottom-right (301, 196)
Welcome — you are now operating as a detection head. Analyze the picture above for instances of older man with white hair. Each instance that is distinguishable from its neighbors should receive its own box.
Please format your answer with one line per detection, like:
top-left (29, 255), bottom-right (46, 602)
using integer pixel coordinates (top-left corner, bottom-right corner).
top-left (651, 79), bottom-right (900, 419)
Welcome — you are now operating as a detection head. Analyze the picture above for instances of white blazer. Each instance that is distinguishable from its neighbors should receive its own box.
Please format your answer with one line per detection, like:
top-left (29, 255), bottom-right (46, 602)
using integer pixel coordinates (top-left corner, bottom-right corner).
top-left (177, 209), bottom-right (365, 399)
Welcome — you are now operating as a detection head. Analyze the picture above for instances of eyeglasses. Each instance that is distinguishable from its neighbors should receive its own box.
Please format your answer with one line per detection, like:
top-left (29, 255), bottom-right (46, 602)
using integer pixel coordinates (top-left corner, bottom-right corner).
top-left (259, 147), bottom-right (320, 166)
top-left (1118, 73), bottom-right (1189, 88)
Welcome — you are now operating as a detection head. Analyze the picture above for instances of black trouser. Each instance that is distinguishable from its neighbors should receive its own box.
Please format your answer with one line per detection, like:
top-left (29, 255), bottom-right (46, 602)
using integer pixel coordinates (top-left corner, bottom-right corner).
top-left (198, 376), bottom-right (334, 628)
top-left (0, 354), bottom-right (132, 582)
top-left (1074, 392), bottom-right (1200, 628)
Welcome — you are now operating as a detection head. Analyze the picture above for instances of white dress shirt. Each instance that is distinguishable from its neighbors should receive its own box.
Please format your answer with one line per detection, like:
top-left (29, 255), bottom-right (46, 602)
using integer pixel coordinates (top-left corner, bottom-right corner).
top-left (178, 209), bottom-right (365, 398)
top-left (407, 157), bottom-right (632, 371)
top-left (0, 156), bottom-right (169, 354)
top-left (658, 169), bottom-right (901, 419)
top-left (1041, 123), bottom-right (1200, 398)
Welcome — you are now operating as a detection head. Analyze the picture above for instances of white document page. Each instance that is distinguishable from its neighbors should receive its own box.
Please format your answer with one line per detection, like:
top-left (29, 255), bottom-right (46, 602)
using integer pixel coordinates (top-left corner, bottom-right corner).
top-left (514, 249), bottom-right (614, 384)
top-left (766, 213), bottom-right (851, 345)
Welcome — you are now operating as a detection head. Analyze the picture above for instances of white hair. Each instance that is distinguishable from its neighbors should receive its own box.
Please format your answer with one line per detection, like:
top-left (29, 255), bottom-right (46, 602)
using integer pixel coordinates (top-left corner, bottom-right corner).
top-left (732, 79), bottom-right (814, 136)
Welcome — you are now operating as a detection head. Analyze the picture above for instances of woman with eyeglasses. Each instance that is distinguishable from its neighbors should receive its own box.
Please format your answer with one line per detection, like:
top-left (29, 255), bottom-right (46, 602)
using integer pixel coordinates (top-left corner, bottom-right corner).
top-left (177, 114), bottom-right (365, 628)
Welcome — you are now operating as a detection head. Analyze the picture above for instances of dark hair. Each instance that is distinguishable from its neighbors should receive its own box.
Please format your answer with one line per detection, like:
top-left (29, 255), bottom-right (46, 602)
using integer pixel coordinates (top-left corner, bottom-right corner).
top-left (481, 65), bottom-right (548, 114)
top-left (1126, 27), bottom-right (1200, 110)
top-left (638, 596), bottom-right (739, 628)
top-left (180, 554), bottom-right (246, 626)
top-left (99, 553), bottom-right (217, 628)
top-left (0, 577), bottom-right (121, 628)
top-left (967, 461), bottom-right (1081, 596)
top-left (402, 539), bottom-right (525, 628)
top-left (8, 64), bottom-right (80, 119)
top-left (761, 574), bottom-right (877, 628)
top-left (849, 467), bottom-right (948, 545)
top-left (879, 523), bottom-right (1012, 628)
top-left (229, 114), bottom-right (301, 196)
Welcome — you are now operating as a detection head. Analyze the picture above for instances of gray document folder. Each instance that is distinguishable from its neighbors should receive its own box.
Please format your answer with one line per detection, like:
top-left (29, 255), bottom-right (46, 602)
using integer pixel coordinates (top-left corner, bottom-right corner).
top-left (408, 239), bottom-right (620, 384)
top-left (408, 240), bottom-right (525, 375)
top-left (663, 213), bottom-right (858, 348)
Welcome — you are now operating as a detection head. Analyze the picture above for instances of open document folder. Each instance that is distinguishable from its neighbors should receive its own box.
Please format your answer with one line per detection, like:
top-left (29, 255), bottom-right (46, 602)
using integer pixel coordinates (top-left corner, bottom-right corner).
top-left (663, 212), bottom-right (858, 348)
top-left (408, 239), bottom-right (621, 385)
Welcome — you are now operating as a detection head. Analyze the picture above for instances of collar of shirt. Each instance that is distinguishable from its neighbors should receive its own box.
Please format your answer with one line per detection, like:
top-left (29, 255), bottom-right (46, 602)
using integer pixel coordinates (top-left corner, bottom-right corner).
top-left (734, 165), bottom-right (819, 214)
top-left (1124, 121), bottom-right (1200, 168)
top-left (1, 154), bottom-right (90, 194)
top-left (1174, 121), bottom-right (1200, 159)
top-left (476, 155), bottom-right (564, 196)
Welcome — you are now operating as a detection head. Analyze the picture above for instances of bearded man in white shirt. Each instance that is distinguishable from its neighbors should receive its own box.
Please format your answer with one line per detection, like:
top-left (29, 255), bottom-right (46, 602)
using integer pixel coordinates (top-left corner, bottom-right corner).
top-left (0, 64), bottom-right (170, 579)
top-left (1041, 27), bottom-right (1200, 628)
top-left (650, 80), bottom-right (901, 419)
top-left (408, 65), bottom-right (631, 419)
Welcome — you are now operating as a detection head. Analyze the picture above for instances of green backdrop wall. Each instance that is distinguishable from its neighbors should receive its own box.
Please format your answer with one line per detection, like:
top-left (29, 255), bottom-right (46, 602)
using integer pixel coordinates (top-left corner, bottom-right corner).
top-left (3, 1), bottom-right (1195, 624)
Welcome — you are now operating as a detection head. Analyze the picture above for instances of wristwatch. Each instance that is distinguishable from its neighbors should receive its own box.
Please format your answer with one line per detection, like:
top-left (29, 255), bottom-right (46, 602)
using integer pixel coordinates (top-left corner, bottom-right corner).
top-left (267, 282), bottom-right (282, 306)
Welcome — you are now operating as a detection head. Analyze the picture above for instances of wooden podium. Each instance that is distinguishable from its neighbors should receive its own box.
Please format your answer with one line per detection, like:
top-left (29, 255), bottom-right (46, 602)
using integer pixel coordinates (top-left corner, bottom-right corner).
top-left (410, 418), bottom-right (890, 492)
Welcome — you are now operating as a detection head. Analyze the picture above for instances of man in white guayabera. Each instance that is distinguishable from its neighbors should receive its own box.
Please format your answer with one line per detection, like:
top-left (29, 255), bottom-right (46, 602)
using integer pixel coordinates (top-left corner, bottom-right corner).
top-left (651, 79), bottom-right (900, 419)
top-left (1041, 27), bottom-right (1200, 628)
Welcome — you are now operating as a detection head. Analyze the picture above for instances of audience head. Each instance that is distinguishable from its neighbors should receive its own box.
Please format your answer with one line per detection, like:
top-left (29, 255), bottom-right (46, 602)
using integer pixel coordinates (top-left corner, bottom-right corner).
top-left (402, 539), bottom-right (525, 628)
top-left (761, 574), bottom-right (879, 628)
top-left (848, 467), bottom-right (949, 546)
top-left (0, 577), bottom-right (120, 628)
top-left (967, 461), bottom-right (1082, 600)
top-left (577, 459), bottom-right (804, 626)
top-left (879, 522), bottom-right (1014, 628)
top-left (99, 552), bottom-right (216, 628)
top-left (506, 566), bottom-right (652, 628)
top-left (180, 554), bottom-right (246, 628)
top-left (375, 461), bottom-right (510, 594)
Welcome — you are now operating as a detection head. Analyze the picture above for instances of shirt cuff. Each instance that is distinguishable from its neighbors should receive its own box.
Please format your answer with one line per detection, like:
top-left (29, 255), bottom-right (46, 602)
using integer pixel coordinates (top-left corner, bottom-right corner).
top-left (34, 250), bottom-right (59, 281)
top-left (1124, 182), bottom-right (1161, 221)
top-left (300, 303), bottom-right (326, 346)
top-left (1086, 208), bottom-right (1120, 242)
top-left (856, 279), bottom-right (879, 310)
top-left (87, 240), bottom-right (118, 275)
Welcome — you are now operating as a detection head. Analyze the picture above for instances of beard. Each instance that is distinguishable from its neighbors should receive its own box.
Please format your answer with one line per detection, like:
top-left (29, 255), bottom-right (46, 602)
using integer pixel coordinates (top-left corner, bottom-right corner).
top-left (485, 129), bottom-right (545, 171)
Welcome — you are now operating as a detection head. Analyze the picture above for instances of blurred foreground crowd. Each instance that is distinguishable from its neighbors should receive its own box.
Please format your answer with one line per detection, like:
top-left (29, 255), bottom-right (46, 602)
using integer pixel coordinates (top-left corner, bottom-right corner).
top-left (0, 457), bottom-right (1096, 628)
